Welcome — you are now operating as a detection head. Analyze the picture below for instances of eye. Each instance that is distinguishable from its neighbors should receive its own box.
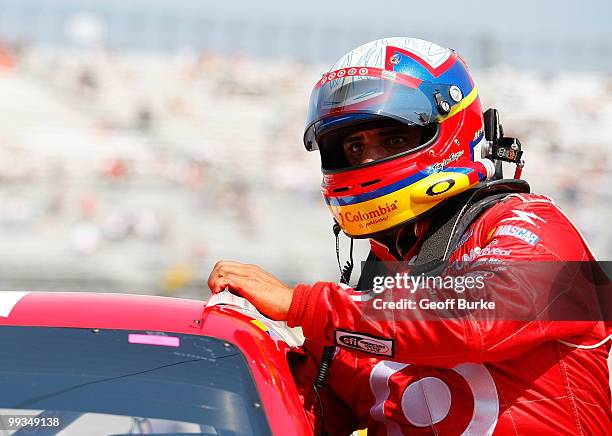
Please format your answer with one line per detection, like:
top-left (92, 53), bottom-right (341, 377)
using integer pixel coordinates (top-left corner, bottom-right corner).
top-left (388, 136), bottom-right (406, 146)
top-left (347, 142), bottom-right (363, 154)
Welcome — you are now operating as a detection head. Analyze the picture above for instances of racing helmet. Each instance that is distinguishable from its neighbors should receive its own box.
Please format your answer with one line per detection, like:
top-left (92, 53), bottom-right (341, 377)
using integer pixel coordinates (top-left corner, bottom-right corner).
top-left (303, 37), bottom-right (495, 239)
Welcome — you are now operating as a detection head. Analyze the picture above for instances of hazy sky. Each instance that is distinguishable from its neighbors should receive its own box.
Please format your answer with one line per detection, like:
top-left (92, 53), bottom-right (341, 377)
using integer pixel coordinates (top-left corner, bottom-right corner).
top-left (1, 0), bottom-right (611, 70)
top-left (68, 0), bottom-right (610, 37)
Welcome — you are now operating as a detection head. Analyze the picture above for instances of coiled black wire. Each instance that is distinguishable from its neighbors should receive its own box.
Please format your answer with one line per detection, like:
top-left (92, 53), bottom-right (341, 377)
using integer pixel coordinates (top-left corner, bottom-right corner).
top-left (311, 221), bottom-right (353, 435)
top-left (313, 346), bottom-right (335, 436)
top-left (333, 220), bottom-right (354, 285)
top-left (314, 346), bottom-right (335, 389)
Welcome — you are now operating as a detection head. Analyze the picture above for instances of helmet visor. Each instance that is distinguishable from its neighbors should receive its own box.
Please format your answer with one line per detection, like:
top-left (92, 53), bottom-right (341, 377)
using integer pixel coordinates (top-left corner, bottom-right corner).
top-left (304, 68), bottom-right (457, 151)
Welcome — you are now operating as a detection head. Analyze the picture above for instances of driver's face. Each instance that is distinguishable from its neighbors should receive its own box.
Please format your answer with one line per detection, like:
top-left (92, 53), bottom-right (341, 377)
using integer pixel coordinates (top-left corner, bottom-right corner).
top-left (342, 124), bottom-right (424, 167)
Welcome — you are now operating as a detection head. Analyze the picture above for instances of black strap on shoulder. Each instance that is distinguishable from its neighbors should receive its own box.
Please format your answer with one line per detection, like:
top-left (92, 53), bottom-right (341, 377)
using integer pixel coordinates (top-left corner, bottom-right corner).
top-left (411, 179), bottom-right (530, 275)
top-left (356, 250), bottom-right (380, 291)
top-left (411, 193), bottom-right (511, 276)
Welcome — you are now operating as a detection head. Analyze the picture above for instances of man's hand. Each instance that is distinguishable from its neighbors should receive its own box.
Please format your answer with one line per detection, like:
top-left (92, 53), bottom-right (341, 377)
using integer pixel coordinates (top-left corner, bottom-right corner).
top-left (208, 260), bottom-right (293, 321)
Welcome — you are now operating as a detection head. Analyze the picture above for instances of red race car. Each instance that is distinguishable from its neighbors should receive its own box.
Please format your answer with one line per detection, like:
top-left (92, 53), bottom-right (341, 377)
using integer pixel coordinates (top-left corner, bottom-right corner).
top-left (0, 290), bottom-right (312, 435)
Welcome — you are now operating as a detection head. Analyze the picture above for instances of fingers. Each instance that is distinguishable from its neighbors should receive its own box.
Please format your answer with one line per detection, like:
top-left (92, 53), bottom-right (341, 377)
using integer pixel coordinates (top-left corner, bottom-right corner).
top-left (208, 260), bottom-right (244, 293)
top-left (210, 261), bottom-right (256, 279)
top-left (208, 261), bottom-right (259, 294)
top-left (210, 273), bottom-right (262, 311)
top-left (208, 273), bottom-right (249, 295)
top-left (213, 273), bottom-right (289, 320)
top-left (208, 260), bottom-right (272, 291)
top-left (209, 275), bottom-right (232, 295)
top-left (217, 260), bottom-right (286, 286)
top-left (206, 259), bottom-right (293, 321)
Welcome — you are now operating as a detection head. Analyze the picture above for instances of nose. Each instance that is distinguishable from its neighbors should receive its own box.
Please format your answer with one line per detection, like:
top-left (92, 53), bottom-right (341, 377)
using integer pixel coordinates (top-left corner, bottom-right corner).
top-left (359, 143), bottom-right (388, 165)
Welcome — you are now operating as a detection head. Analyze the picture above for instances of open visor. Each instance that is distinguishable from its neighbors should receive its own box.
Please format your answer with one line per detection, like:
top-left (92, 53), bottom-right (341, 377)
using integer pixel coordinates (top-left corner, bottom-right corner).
top-left (304, 69), bottom-right (458, 152)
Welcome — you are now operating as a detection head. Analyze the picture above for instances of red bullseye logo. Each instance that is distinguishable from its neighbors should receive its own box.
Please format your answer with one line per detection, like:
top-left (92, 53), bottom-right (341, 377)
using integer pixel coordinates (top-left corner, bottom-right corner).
top-left (319, 67), bottom-right (372, 86)
top-left (369, 361), bottom-right (499, 434)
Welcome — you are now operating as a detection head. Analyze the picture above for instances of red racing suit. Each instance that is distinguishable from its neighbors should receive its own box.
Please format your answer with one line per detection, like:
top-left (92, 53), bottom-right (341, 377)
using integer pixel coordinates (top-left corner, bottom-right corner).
top-left (288, 193), bottom-right (612, 435)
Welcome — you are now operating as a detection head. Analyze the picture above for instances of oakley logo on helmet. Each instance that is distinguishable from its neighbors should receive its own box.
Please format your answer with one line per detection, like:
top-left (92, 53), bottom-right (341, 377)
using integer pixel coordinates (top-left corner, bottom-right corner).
top-left (426, 179), bottom-right (456, 196)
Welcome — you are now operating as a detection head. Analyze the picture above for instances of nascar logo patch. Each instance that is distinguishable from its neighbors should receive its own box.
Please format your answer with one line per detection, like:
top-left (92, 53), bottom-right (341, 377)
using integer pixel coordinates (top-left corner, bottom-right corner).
top-left (493, 225), bottom-right (540, 246)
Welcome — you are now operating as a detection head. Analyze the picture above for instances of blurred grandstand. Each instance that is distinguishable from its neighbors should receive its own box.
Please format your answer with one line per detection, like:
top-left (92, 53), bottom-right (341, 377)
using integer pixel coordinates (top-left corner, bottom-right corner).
top-left (0, 1), bottom-right (611, 298)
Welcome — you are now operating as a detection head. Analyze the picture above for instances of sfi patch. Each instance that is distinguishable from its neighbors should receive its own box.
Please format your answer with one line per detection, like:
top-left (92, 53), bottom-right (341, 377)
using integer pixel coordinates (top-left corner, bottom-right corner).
top-left (335, 330), bottom-right (394, 357)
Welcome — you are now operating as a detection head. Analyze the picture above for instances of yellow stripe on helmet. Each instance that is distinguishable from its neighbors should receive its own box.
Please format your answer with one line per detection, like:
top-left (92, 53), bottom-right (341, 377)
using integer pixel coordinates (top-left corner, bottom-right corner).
top-left (437, 86), bottom-right (479, 122)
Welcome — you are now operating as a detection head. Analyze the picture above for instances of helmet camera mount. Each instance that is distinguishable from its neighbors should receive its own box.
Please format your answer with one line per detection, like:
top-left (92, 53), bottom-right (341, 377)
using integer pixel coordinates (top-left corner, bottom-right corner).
top-left (483, 108), bottom-right (525, 179)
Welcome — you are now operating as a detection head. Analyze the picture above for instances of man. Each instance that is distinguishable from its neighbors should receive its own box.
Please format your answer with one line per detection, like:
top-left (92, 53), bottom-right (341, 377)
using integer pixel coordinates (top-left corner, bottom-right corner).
top-left (209, 38), bottom-right (611, 434)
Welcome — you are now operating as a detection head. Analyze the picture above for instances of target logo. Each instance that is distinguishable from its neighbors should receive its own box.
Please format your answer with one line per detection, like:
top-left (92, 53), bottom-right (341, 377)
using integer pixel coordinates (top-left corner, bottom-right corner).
top-left (369, 361), bottom-right (499, 435)
top-left (320, 67), bottom-right (371, 85)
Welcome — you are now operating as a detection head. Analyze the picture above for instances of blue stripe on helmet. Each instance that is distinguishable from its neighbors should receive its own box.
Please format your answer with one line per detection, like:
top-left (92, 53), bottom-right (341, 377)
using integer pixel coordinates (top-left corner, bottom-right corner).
top-left (325, 170), bottom-right (429, 206)
top-left (325, 166), bottom-right (476, 207)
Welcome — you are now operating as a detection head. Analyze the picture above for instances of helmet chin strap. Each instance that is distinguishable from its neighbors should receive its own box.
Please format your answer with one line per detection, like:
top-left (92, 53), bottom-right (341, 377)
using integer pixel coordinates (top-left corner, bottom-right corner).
top-left (396, 224), bottom-right (419, 259)
top-left (333, 220), bottom-right (354, 285)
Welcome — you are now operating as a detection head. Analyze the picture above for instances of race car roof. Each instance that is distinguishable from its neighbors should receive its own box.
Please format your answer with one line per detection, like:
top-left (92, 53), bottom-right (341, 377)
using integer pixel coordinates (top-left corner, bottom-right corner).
top-left (0, 291), bottom-right (205, 334)
top-left (0, 291), bottom-right (311, 434)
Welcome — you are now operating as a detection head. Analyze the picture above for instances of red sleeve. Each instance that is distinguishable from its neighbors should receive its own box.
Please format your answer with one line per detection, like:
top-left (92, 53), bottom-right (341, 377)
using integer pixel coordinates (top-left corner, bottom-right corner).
top-left (288, 195), bottom-right (606, 367)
